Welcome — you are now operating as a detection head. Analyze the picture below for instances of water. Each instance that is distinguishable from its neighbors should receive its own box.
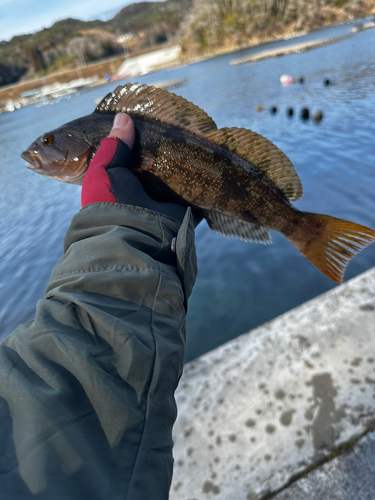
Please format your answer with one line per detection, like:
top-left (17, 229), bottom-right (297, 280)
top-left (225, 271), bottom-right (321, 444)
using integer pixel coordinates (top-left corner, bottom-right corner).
top-left (1, 20), bottom-right (374, 361)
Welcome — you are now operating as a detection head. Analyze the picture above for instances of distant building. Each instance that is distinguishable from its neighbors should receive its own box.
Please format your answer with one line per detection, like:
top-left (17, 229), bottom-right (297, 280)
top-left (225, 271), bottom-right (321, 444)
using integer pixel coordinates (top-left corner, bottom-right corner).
top-left (116, 45), bottom-right (181, 77)
top-left (116, 34), bottom-right (135, 44)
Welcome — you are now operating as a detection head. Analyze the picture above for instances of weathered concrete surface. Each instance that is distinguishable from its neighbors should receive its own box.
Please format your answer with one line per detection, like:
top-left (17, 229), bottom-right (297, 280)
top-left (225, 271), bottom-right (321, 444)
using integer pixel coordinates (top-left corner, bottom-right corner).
top-left (171, 268), bottom-right (375, 500)
top-left (272, 430), bottom-right (375, 500)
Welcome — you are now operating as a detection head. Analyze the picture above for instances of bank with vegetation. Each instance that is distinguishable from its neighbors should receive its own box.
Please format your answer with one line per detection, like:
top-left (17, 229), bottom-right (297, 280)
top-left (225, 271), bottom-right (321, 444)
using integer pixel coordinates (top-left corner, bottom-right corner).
top-left (180, 0), bottom-right (375, 58)
top-left (0, 0), bottom-right (192, 88)
top-left (0, 0), bottom-right (374, 92)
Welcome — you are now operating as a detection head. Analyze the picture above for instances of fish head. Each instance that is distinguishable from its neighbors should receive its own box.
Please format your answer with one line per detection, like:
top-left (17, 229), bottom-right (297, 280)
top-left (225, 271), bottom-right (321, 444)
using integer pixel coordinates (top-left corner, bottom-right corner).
top-left (21, 114), bottom-right (109, 184)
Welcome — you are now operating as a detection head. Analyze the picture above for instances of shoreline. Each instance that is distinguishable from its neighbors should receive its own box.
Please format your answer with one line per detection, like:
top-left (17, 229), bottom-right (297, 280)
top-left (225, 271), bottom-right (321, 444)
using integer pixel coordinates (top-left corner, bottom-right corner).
top-left (0, 15), bottom-right (373, 107)
top-left (230, 33), bottom-right (353, 65)
top-left (177, 14), bottom-right (373, 67)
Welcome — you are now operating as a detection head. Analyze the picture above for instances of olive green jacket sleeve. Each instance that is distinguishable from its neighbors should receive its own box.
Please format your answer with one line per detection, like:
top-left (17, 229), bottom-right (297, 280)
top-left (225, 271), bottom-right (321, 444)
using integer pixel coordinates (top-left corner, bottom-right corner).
top-left (0, 202), bottom-right (197, 500)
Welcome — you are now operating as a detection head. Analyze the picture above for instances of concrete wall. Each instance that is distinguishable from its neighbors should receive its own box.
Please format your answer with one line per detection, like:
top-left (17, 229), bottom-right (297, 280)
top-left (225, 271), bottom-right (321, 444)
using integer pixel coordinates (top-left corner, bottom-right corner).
top-left (171, 267), bottom-right (375, 499)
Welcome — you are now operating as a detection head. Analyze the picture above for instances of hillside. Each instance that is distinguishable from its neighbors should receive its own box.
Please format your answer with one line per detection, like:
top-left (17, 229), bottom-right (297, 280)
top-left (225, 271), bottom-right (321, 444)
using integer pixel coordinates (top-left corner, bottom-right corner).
top-left (110, 0), bottom-right (192, 39)
top-left (180, 0), bottom-right (375, 57)
top-left (0, 0), bottom-right (374, 89)
top-left (0, 0), bottom-right (192, 87)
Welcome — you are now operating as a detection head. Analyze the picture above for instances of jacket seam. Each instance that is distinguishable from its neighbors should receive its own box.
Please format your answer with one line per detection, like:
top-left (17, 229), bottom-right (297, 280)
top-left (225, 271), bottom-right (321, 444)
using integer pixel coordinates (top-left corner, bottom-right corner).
top-left (151, 214), bottom-right (167, 260)
top-left (80, 202), bottom-right (182, 225)
top-left (52, 266), bottom-right (161, 279)
top-left (124, 262), bottom-right (162, 500)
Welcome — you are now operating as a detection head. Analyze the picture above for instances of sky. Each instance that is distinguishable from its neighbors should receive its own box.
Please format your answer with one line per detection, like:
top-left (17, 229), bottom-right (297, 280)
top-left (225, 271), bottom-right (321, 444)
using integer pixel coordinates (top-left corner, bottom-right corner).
top-left (0, 0), bottom-right (143, 42)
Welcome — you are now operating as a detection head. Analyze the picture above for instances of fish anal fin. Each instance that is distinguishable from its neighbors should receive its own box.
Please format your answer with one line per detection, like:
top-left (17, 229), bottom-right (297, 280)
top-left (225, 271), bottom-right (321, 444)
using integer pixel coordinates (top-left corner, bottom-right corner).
top-left (203, 210), bottom-right (271, 244)
top-left (206, 127), bottom-right (303, 202)
top-left (288, 213), bottom-right (375, 282)
top-left (95, 83), bottom-right (218, 136)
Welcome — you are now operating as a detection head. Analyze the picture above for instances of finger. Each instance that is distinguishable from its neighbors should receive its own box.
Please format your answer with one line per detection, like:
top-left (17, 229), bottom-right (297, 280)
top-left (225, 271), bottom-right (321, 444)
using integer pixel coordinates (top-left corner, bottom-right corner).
top-left (109, 113), bottom-right (135, 149)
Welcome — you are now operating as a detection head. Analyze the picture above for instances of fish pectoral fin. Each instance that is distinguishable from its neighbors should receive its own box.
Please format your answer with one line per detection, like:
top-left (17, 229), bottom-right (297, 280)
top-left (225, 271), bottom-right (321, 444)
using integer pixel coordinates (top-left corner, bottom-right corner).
top-left (139, 153), bottom-right (155, 172)
top-left (203, 210), bottom-right (271, 244)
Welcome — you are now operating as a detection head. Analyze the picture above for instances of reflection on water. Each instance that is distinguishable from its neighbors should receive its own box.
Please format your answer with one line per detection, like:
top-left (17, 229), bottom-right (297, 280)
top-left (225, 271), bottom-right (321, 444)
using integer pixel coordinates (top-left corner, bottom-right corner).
top-left (0, 20), bottom-right (374, 361)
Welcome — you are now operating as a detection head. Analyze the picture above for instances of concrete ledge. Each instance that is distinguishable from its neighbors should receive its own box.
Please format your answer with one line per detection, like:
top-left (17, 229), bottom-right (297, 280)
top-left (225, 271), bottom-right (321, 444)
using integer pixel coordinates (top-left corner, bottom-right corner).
top-left (171, 268), bottom-right (375, 499)
top-left (272, 430), bottom-right (375, 500)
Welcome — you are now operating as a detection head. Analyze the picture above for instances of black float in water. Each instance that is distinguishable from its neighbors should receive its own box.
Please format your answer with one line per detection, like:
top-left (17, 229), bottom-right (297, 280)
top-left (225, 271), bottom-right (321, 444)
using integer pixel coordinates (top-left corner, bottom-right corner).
top-left (300, 108), bottom-right (310, 120)
top-left (324, 78), bottom-right (331, 86)
top-left (286, 108), bottom-right (294, 117)
top-left (270, 106), bottom-right (278, 114)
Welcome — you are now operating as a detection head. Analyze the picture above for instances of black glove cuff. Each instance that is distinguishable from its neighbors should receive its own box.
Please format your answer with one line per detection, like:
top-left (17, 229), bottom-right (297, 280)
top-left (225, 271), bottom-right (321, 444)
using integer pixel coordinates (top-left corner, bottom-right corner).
top-left (107, 139), bottom-right (132, 172)
top-left (107, 140), bottom-right (187, 224)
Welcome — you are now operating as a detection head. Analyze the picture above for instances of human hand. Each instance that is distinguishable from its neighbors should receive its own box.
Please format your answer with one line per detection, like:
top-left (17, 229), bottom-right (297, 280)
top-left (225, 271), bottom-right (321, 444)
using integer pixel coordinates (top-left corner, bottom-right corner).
top-left (81, 113), bottom-right (202, 226)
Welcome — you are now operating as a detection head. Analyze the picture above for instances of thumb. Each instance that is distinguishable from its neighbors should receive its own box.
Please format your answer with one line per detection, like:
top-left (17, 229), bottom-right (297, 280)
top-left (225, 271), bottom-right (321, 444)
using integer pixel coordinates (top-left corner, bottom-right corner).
top-left (109, 113), bottom-right (135, 149)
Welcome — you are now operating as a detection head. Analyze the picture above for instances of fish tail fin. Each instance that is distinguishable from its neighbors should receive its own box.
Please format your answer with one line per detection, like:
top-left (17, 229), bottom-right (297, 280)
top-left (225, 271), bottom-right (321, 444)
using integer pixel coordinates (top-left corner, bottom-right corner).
top-left (287, 212), bottom-right (375, 283)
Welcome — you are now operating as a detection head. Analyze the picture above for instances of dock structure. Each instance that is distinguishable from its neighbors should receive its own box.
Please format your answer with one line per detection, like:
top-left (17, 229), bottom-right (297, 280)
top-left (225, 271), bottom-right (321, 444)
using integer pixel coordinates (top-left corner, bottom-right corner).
top-left (171, 267), bottom-right (375, 499)
top-left (230, 35), bottom-right (351, 65)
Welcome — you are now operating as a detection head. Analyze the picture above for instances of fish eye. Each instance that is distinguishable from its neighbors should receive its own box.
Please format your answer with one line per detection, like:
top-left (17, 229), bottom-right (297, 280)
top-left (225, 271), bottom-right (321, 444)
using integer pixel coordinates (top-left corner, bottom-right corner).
top-left (41, 135), bottom-right (54, 146)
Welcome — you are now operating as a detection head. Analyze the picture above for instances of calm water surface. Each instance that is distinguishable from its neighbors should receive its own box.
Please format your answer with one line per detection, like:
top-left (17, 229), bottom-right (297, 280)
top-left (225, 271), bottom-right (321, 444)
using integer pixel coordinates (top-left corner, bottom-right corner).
top-left (1, 21), bottom-right (374, 361)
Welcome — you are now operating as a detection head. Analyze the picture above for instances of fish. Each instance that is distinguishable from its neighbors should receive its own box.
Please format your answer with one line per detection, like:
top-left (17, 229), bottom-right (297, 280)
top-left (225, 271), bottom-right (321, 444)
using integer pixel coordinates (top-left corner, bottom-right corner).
top-left (21, 82), bottom-right (375, 283)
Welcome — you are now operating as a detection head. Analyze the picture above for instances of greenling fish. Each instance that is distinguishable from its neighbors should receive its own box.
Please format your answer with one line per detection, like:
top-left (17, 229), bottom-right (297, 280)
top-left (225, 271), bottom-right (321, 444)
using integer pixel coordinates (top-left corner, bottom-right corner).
top-left (21, 82), bottom-right (375, 283)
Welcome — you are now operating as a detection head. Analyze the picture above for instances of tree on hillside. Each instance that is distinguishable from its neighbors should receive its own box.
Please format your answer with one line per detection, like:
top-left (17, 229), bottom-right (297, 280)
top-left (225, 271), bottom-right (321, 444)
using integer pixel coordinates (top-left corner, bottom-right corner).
top-left (181, 0), bottom-right (373, 55)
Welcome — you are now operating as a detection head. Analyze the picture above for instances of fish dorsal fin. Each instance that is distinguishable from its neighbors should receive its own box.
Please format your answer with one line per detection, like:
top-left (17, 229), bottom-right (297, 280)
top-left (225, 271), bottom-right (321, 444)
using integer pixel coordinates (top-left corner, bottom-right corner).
top-left (203, 209), bottom-right (271, 244)
top-left (95, 83), bottom-right (218, 135)
top-left (205, 127), bottom-right (303, 202)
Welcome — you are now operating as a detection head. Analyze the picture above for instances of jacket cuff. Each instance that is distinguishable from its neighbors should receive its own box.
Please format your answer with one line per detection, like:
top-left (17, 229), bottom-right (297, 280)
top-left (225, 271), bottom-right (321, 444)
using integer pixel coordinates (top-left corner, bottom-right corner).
top-left (46, 203), bottom-right (197, 304)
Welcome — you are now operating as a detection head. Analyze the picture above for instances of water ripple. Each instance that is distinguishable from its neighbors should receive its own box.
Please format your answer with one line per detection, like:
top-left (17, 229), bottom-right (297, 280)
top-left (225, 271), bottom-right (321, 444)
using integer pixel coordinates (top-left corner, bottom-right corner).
top-left (1, 22), bottom-right (374, 361)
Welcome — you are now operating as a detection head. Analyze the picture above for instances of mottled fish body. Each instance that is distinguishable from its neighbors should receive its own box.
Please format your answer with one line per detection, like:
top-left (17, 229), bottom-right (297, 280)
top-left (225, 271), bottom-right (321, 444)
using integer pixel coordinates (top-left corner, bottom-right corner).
top-left (21, 83), bottom-right (375, 282)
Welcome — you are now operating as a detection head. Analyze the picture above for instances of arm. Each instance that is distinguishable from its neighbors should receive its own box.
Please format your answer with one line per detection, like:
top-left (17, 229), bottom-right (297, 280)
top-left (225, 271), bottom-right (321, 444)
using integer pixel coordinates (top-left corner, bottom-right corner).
top-left (0, 114), bottom-right (197, 499)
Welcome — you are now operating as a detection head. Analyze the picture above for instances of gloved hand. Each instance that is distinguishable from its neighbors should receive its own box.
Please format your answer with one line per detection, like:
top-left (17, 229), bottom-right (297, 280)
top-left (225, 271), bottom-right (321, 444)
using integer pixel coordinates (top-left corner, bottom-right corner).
top-left (81, 113), bottom-right (202, 226)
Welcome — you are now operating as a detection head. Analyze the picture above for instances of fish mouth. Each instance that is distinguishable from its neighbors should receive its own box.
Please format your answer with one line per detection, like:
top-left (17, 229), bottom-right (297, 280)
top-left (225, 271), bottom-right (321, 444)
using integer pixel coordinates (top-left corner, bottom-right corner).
top-left (21, 150), bottom-right (43, 170)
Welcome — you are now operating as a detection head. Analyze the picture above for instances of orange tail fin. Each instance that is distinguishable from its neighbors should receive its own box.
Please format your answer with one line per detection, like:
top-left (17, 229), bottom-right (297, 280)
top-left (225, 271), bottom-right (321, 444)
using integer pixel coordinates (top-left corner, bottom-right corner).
top-left (287, 213), bottom-right (375, 283)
